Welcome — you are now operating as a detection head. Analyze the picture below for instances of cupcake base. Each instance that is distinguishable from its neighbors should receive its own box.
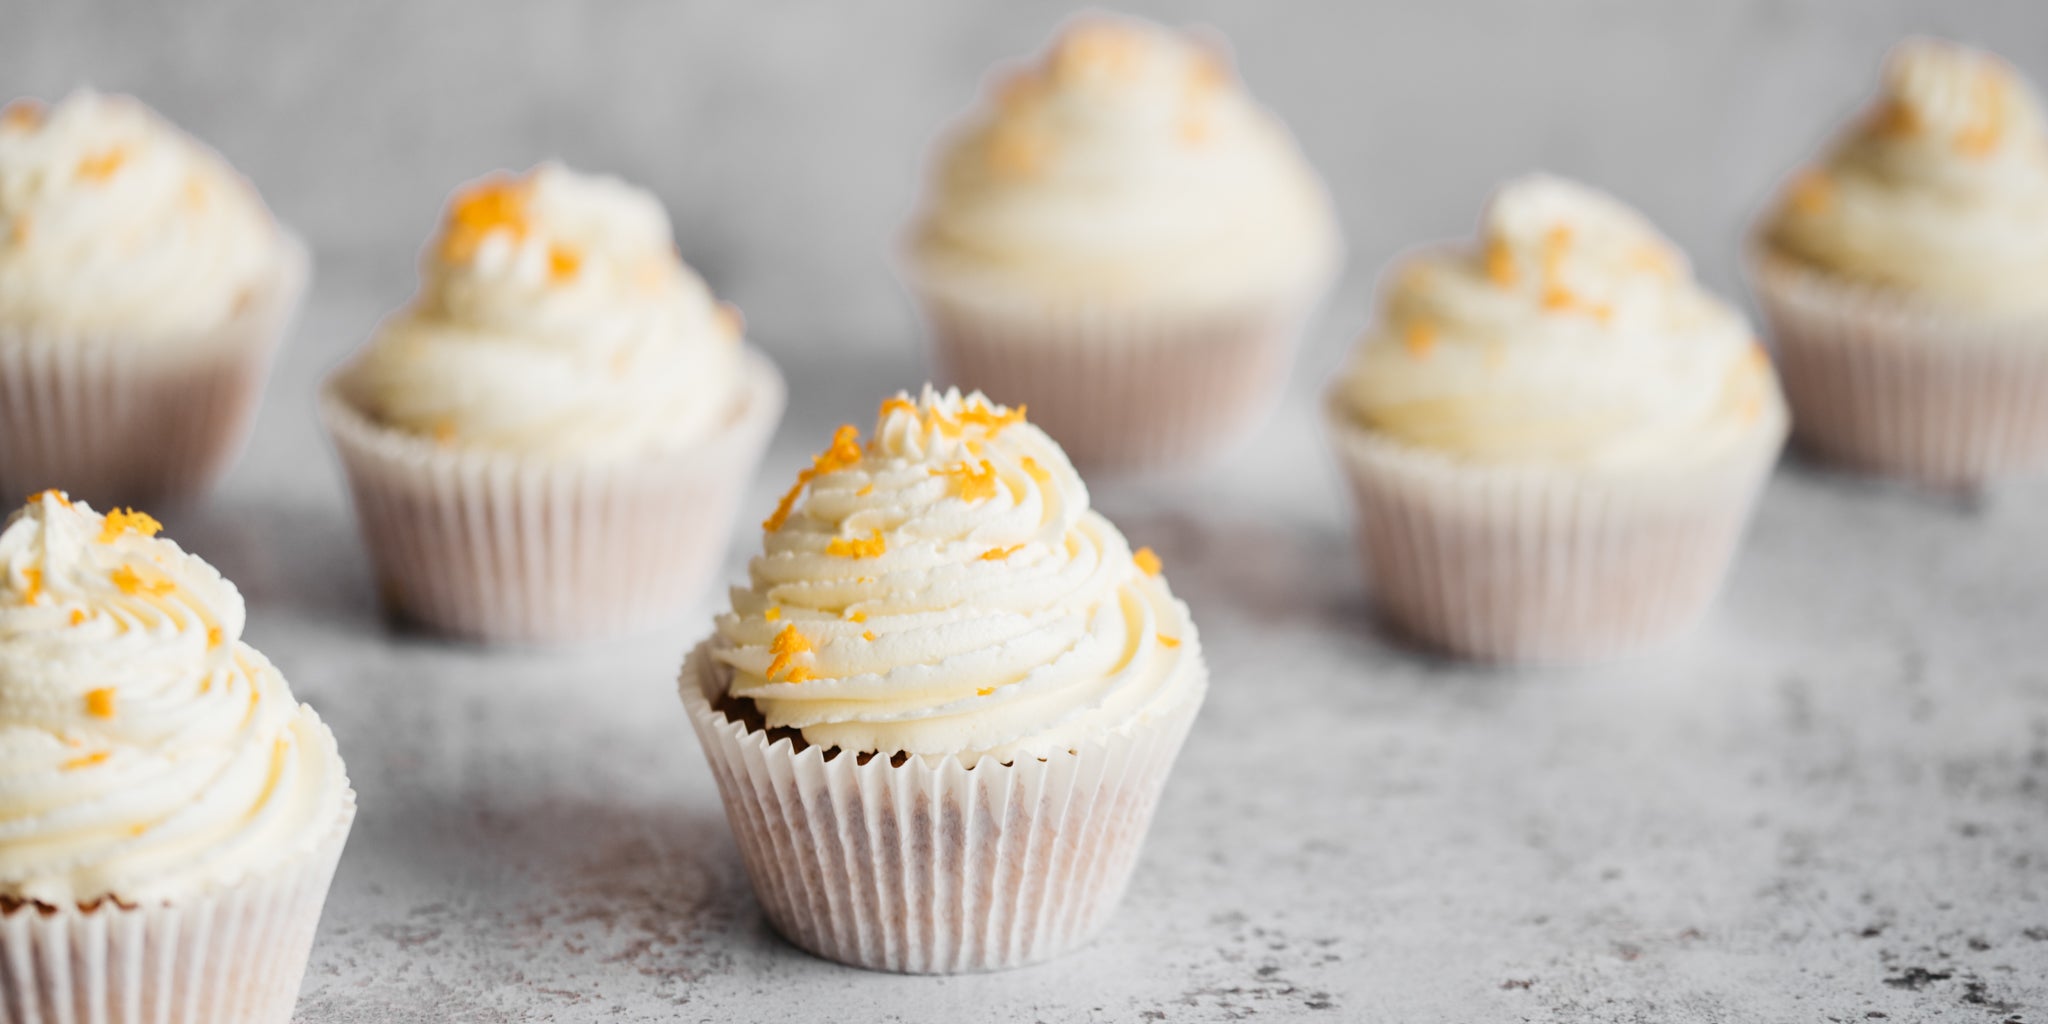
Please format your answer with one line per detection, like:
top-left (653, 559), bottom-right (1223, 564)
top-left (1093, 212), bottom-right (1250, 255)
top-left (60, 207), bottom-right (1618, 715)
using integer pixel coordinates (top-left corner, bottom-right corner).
top-left (320, 348), bottom-right (785, 646)
top-left (0, 234), bottom-right (310, 509)
top-left (680, 644), bottom-right (1202, 974)
top-left (914, 284), bottom-right (1321, 474)
top-left (0, 800), bottom-right (354, 1024)
top-left (1326, 401), bottom-right (1788, 663)
top-left (1750, 250), bottom-right (2048, 488)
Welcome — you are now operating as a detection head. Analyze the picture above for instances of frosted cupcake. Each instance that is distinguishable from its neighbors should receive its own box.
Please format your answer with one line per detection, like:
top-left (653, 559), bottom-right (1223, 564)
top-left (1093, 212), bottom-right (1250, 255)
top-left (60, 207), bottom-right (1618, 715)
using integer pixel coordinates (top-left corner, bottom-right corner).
top-left (0, 91), bottom-right (308, 507)
top-left (322, 163), bottom-right (784, 644)
top-left (0, 491), bottom-right (355, 1023)
top-left (1327, 176), bottom-right (1788, 662)
top-left (681, 388), bottom-right (1206, 972)
top-left (902, 15), bottom-right (1340, 471)
top-left (1753, 39), bottom-right (2048, 487)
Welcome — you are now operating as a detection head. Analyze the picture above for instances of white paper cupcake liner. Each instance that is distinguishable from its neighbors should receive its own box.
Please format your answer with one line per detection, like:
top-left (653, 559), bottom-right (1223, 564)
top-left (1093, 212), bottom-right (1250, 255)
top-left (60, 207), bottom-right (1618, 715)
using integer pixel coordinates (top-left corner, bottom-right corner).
top-left (0, 799), bottom-right (355, 1024)
top-left (679, 643), bottom-right (1203, 974)
top-left (0, 233), bottom-right (310, 509)
top-left (911, 281), bottom-right (1326, 474)
top-left (1749, 249), bottom-right (2048, 488)
top-left (320, 348), bottom-right (786, 646)
top-left (1325, 400), bottom-right (1788, 663)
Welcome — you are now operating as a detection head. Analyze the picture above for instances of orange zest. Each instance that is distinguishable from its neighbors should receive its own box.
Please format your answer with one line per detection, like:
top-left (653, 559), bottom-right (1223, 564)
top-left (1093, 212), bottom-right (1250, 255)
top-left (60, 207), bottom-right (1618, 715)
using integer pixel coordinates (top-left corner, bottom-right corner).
top-left (1404, 321), bottom-right (1438, 360)
top-left (1158, 634), bottom-right (1182, 649)
top-left (764, 624), bottom-right (814, 682)
top-left (826, 530), bottom-right (887, 559)
top-left (933, 459), bottom-right (999, 502)
top-left (1789, 171), bottom-right (1833, 216)
top-left (764, 425), bottom-right (863, 532)
top-left (763, 606), bottom-right (781, 621)
top-left (85, 688), bottom-right (117, 718)
top-left (547, 243), bottom-right (581, 283)
top-left (20, 567), bottom-right (41, 605)
top-left (979, 544), bottom-right (1025, 561)
top-left (110, 565), bottom-right (174, 597)
top-left (207, 626), bottom-right (224, 649)
top-left (1133, 547), bottom-right (1163, 577)
top-left (69, 609), bottom-right (88, 626)
top-left (98, 508), bottom-right (163, 544)
top-left (76, 148), bottom-right (126, 182)
top-left (1484, 238), bottom-right (1518, 287)
top-left (441, 175), bottom-right (529, 263)
top-left (61, 750), bottom-right (110, 771)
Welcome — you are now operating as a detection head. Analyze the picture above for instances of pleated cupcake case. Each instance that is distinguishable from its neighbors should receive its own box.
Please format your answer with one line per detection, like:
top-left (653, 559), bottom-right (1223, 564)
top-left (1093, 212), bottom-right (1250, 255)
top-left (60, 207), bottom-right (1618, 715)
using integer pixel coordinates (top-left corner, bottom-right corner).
top-left (0, 799), bottom-right (354, 1024)
top-left (1325, 398), bottom-right (1788, 663)
top-left (1749, 248), bottom-right (2048, 488)
top-left (320, 350), bottom-right (785, 645)
top-left (679, 644), bottom-right (1204, 974)
top-left (0, 234), bottom-right (310, 509)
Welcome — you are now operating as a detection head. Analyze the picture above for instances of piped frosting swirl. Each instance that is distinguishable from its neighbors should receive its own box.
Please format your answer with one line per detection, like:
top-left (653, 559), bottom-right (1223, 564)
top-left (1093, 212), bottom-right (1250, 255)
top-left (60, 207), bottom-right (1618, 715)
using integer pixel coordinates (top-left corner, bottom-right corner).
top-left (0, 492), bottom-right (350, 906)
top-left (908, 15), bottom-right (1338, 310)
top-left (344, 162), bottom-right (742, 457)
top-left (711, 389), bottom-right (1204, 762)
top-left (1767, 38), bottom-right (2048, 314)
top-left (1337, 175), bottom-right (1779, 468)
top-left (0, 91), bottom-right (279, 340)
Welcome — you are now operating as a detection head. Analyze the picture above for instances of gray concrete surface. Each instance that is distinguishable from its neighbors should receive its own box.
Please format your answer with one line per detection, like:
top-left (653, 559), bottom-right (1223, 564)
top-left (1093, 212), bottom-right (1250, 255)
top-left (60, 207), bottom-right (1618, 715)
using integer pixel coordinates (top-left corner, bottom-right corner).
top-left (10, 2), bottom-right (2048, 1020)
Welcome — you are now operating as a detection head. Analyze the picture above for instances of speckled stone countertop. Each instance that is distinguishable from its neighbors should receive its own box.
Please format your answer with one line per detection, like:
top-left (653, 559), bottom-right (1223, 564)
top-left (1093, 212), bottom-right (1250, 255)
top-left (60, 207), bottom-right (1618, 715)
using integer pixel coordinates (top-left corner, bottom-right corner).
top-left (172, 275), bottom-right (2046, 1023)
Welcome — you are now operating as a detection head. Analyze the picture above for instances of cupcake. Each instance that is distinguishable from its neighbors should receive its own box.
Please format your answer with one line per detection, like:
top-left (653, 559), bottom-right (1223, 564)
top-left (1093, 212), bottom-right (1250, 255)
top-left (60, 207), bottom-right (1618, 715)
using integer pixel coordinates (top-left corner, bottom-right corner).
top-left (681, 388), bottom-right (1207, 972)
top-left (321, 163), bottom-right (785, 645)
top-left (0, 491), bottom-right (355, 1022)
top-left (0, 92), bottom-right (309, 508)
top-left (902, 15), bottom-right (1340, 472)
top-left (1327, 175), bottom-right (1788, 662)
top-left (1752, 38), bottom-right (2048, 487)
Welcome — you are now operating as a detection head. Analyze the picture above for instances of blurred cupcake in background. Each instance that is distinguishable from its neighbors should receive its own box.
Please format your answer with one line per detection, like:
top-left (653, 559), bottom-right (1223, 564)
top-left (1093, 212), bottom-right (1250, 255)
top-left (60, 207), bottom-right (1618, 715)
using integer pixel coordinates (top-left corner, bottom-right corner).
top-left (1752, 38), bottom-right (2048, 488)
top-left (1327, 175), bottom-right (1787, 663)
top-left (902, 14), bottom-right (1340, 472)
top-left (0, 91), bottom-right (308, 508)
top-left (0, 491), bottom-right (356, 1023)
top-left (682, 388), bottom-right (1206, 972)
top-left (321, 163), bottom-right (784, 645)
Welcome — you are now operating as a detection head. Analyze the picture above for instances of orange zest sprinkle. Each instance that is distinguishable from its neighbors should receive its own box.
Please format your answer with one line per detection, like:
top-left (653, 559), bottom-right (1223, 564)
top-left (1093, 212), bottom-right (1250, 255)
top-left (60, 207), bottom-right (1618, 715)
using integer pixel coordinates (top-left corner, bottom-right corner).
top-left (764, 425), bottom-right (863, 532)
top-left (1955, 68), bottom-right (2008, 157)
top-left (1158, 634), bottom-right (1183, 649)
top-left (979, 544), bottom-right (1025, 561)
top-left (1404, 321), bottom-right (1438, 360)
top-left (764, 606), bottom-right (781, 621)
top-left (826, 529), bottom-right (887, 559)
top-left (441, 175), bottom-right (529, 263)
top-left (61, 750), bottom-right (110, 771)
top-left (847, 609), bottom-right (867, 623)
top-left (547, 243), bottom-right (581, 282)
top-left (976, 686), bottom-right (996, 697)
top-left (862, 630), bottom-right (876, 642)
top-left (29, 489), bottom-right (70, 508)
top-left (1019, 455), bottom-right (1050, 484)
top-left (783, 666), bottom-right (816, 683)
top-left (207, 626), bottom-right (224, 649)
top-left (956, 400), bottom-right (1026, 436)
top-left (69, 609), bottom-right (87, 626)
top-left (1789, 171), bottom-right (1833, 216)
top-left (1541, 285), bottom-right (1576, 312)
top-left (76, 147), bottom-right (126, 182)
top-left (856, 482), bottom-right (874, 497)
top-left (879, 397), bottom-right (918, 420)
top-left (85, 688), bottom-right (117, 719)
top-left (20, 567), bottom-right (41, 605)
top-left (1133, 547), bottom-right (1163, 577)
top-left (765, 624), bottom-right (814, 681)
top-left (109, 565), bottom-right (174, 597)
top-left (1872, 98), bottom-right (1919, 138)
top-left (932, 459), bottom-right (999, 502)
top-left (98, 508), bottom-right (163, 544)
top-left (1484, 238), bottom-right (1518, 287)
top-left (1, 100), bottom-right (42, 129)
top-left (988, 128), bottom-right (1048, 178)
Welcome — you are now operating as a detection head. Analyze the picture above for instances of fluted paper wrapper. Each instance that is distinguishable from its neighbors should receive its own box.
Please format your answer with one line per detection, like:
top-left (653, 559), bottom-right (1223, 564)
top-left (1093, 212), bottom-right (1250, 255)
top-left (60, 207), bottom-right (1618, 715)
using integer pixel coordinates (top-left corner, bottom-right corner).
top-left (0, 801), bottom-right (354, 1024)
top-left (1326, 401), bottom-right (1788, 663)
top-left (320, 349), bottom-right (785, 646)
top-left (1749, 249), bottom-right (2048, 487)
top-left (0, 233), bottom-right (310, 509)
top-left (680, 644), bottom-right (1202, 974)
top-left (912, 282), bottom-right (1324, 474)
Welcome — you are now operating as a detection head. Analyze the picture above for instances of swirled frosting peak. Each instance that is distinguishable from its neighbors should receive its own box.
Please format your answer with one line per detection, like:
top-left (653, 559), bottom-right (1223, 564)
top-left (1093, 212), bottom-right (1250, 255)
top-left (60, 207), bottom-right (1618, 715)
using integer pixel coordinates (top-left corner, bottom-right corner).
top-left (0, 90), bottom-right (279, 339)
top-left (0, 491), bottom-right (350, 906)
top-left (1767, 38), bottom-right (2048, 313)
top-left (345, 162), bottom-right (742, 457)
top-left (710, 388), bottom-right (1204, 762)
top-left (908, 15), bottom-right (1338, 310)
top-left (1337, 175), bottom-right (1778, 468)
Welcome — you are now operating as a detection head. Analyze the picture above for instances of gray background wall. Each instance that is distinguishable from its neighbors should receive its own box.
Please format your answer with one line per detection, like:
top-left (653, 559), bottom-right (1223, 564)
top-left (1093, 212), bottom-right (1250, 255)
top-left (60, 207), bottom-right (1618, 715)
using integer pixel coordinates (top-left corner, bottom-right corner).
top-left (9, 0), bottom-right (2048, 381)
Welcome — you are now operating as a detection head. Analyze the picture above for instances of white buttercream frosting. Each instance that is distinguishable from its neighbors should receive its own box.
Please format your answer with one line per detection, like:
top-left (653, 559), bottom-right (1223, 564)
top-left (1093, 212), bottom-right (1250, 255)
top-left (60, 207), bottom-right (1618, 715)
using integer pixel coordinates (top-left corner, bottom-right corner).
top-left (0, 492), bottom-right (350, 906)
top-left (710, 388), bottom-right (1205, 762)
top-left (907, 15), bottom-right (1338, 311)
top-left (1337, 175), bottom-right (1780, 469)
top-left (344, 162), bottom-right (742, 458)
top-left (1767, 38), bottom-right (2048, 315)
top-left (0, 91), bottom-right (280, 339)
